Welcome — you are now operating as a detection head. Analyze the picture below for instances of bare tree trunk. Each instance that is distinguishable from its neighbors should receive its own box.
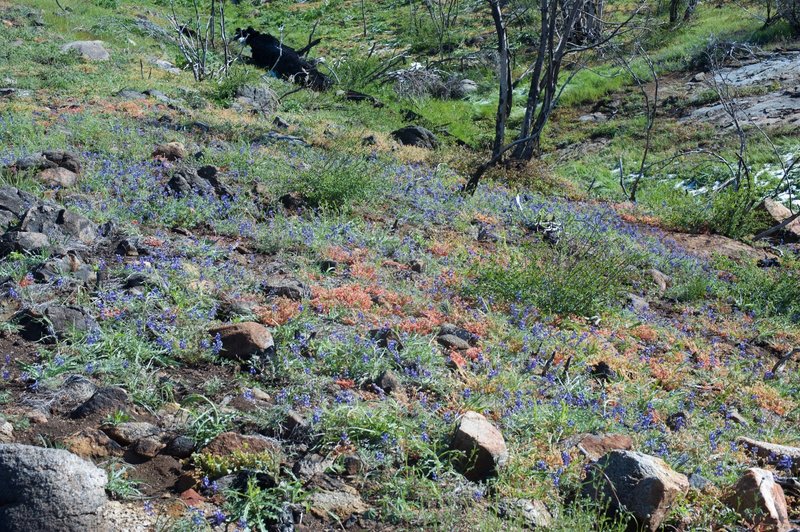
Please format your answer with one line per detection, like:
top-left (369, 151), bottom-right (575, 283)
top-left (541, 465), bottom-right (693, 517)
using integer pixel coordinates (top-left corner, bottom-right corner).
top-left (489, 0), bottom-right (512, 157)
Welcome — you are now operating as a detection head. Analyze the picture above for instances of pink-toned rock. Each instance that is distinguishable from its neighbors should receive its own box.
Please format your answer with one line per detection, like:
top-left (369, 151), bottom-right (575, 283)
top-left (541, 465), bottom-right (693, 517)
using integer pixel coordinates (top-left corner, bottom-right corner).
top-left (451, 411), bottom-right (508, 481)
top-left (724, 468), bottom-right (790, 531)
top-left (583, 450), bottom-right (689, 531)
top-left (576, 433), bottom-right (634, 461)
top-left (208, 322), bottom-right (274, 361)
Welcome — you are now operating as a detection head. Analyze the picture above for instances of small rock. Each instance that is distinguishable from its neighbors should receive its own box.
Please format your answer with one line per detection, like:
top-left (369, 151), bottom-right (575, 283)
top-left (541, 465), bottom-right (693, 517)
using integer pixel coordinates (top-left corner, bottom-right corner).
top-left (369, 327), bottom-right (403, 350)
top-left (439, 323), bottom-right (475, 344)
top-left (496, 498), bottom-right (552, 528)
top-left (132, 437), bottom-right (165, 458)
top-left (64, 429), bottom-right (123, 459)
top-left (279, 192), bottom-right (309, 213)
top-left (319, 260), bottom-right (337, 273)
top-left (451, 411), bottom-right (508, 481)
top-left (628, 293), bottom-right (649, 313)
top-left (203, 432), bottom-right (281, 457)
top-left (164, 436), bottom-right (195, 459)
top-left (262, 275), bottom-right (308, 300)
top-left (0, 420), bottom-right (12, 443)
top-left (41, 151), bottom-right (81, 174)
top-left (71, 387), bottom-right (128, 419)
top-left (283, 410), bottom-right (309, 439)
top-left (102, 421), bottom-right (161, 446)
top-left (0, 444), bottom-right (108, 530)
top-left (688, 472), bottom-right (711, 492)
top-left (61, 40), bottom-right (110, 61)
top-left (343, 454), bottom-right (364, 476)
top-left (38, 166), bottom-right (78, 188)
top-left (54, 375), bottom-right (98, 413)
top-left (208, 322), bottom-right (275, 362)
top-left (153, 142), bottom-right (186, 161)
top-left (15, 305), bottom-right (97, 343)
top-left (690, 72), bottom-right (706, 82)
top-left (650, 268), bottom-right (671, 294)
top-left (115, 89), bottom-right (147, 100)
top-left (375, 369), bottom-right (401, 395)
top-left (737, 437), bottom-right (800, 475)
top-left (293, 453), bottom-right (333, 479)
top-left (724, 468), bottom-right (790, 531)
top-left (575, 433), bottom-right (634, 461)
top-left (391, 125), bottom-right (439, 149)
top-left (666, 412), bottom-right (688, 432)
top-left (0, 231), bottom-right (50, 256)
top-left (582, 450), bottom-right (689, 531)
top-left (437, 333), bottom-right (471, 351)
top-left (308, 485), bottom-right (368, 519)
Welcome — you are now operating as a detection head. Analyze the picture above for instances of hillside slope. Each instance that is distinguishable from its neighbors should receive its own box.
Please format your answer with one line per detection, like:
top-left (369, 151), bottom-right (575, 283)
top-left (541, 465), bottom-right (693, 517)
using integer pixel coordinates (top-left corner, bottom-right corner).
top-left (1, 0), bottom-right (799, 530)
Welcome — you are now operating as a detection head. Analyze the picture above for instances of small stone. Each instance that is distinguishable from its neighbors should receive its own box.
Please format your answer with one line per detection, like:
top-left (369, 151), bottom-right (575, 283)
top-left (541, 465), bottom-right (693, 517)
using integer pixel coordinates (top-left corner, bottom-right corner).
top-left (293, 453), bottom-right (333, 479)
top-left (208, 322), bottom-right (274, 362)
top-left (283, 410), bottom-right (309, 440)
top-left (496, 498), bottom-right (552, 528)
top-left (152, 142), bottom-right (186, 161)
top-left (589, 361), bottom-right (617, 382)
top-left (343, 454), bottom-right (364, 476)
top-left (666, 412), bottom-right (688, 431)
top-left (724, 468), bottom-right (790, 531)
top-left (262, 275), bottom-right (308, 301)
top-left (628, 293), bottom-right (649, 313)
top-left (132, 437), bottom-right (165, 458)
top-left (250, 388), bottom-right (270, 402)
top-left (164, 436), bottom-right (195, 459)
top-left (688, 472), bottom-right (711, 492)
top-left (64, 429), bottom-right (123, 459)
top-left (0, 231), bottom-right (49, 256)
top-left (575, 433), bottom-right (634, 461)
top-left (102, 422), bottom-right (161, 446)
top-left (391, 125), bottom-right (438, 149)
top-left (582, 450), bottom-right (689, 531)
top-left (437, 333), bottom-right (470, 351)
top-left (369, 328), bottom-right (403, 350)
top-left (649, 268), bottom-right (671, 294)
top-left (451, 411), bottom-right (508, 481)
top-left (376, 370), bottom-right (401, 395)
top-left (308, 485), bottom-right (368, 519)
top-left (737, 437), bottom-right (800, 475)
top-left (0, 420), bottom-right (12, 443)
top-left (203, 432), bottom-right (281, 457)
top-left (38, 167), bottom-right (78, 188)
top-left (71, 386), bottom-right (128, 419)
top-left (61, 40), bottom-right (110, 61)
top-left (15, 305), bottom-right (97, 343)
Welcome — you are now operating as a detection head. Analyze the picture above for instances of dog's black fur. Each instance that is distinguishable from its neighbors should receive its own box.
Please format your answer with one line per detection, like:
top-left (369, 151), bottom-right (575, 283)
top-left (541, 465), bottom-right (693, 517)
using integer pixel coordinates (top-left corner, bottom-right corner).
top-left (234, 27), bottom-right (332, 91)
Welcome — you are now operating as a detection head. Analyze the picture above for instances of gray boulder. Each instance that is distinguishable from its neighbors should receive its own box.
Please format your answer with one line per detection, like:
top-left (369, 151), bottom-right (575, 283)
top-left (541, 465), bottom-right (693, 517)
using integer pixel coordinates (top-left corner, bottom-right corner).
top-left (0, 443), bottom-right (108, 531)
top-left (61, 41), bottom-right (110, 61)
